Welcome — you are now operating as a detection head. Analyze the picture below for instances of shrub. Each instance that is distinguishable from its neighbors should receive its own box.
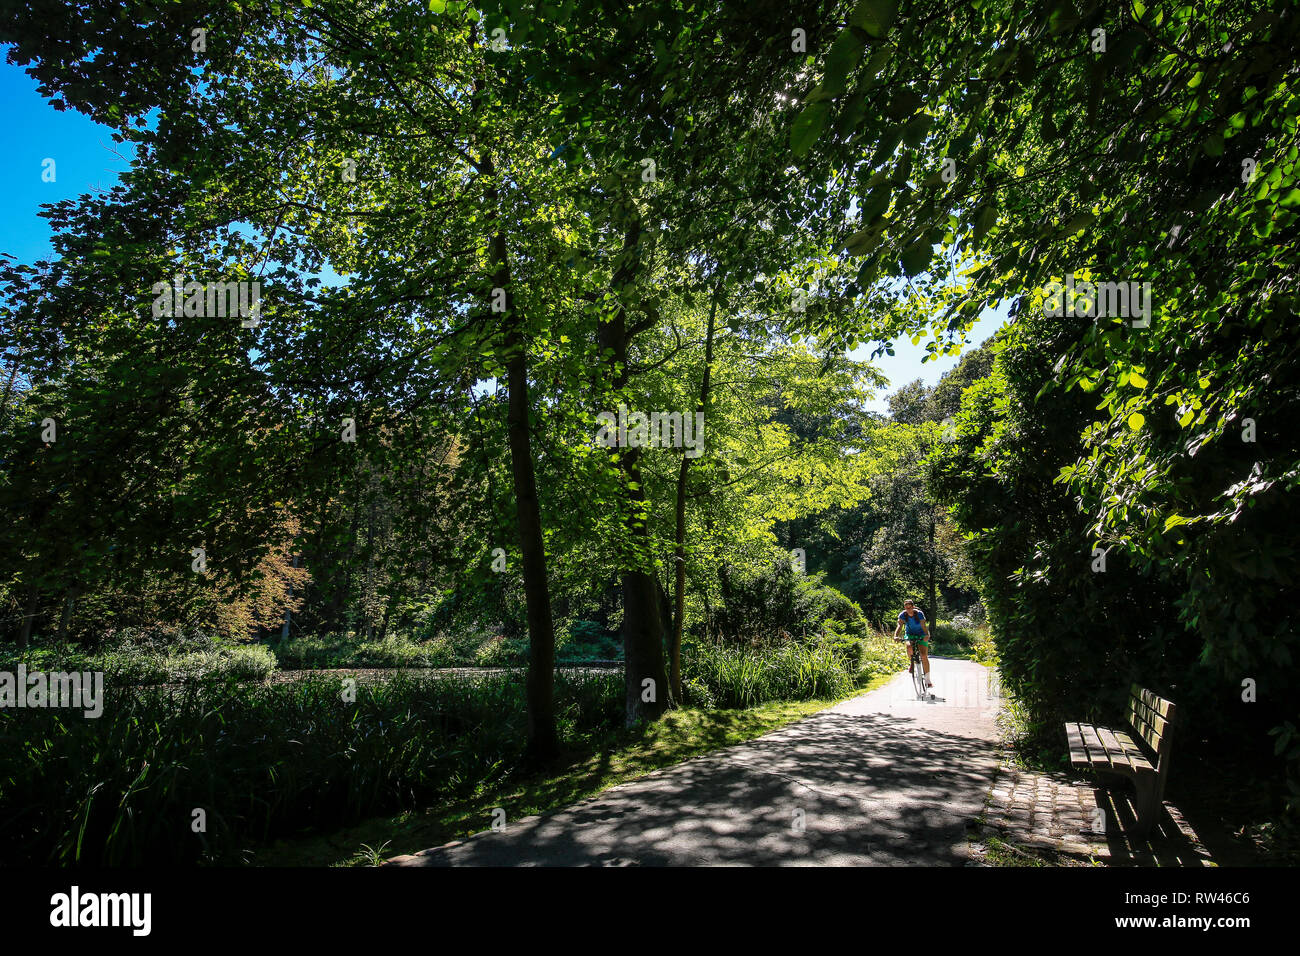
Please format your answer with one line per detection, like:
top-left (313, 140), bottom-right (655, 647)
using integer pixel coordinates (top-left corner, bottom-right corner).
top-left (474, 635), bottom-right (527, 667)
top-left (557, 620), bottom-right (622, 662)
top-left (809, 633), bottom-right (865, 671)
top-left (928, 622), bottom-right (982, 656)
top-left (678, 675), bottom-right (717, 710)
top-left (971, 630), bottom-right (999, 667)
top-left (858, 630), bottom-right (910, 681)
top-left (712, 561), bottom-right (871, 647)
top-left (948, 602), bottom-right (987, 628)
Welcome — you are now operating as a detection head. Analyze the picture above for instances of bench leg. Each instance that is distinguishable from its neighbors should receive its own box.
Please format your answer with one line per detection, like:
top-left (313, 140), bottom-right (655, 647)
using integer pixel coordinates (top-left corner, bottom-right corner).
top-left (1131, 776), bottom-right (1159, 837)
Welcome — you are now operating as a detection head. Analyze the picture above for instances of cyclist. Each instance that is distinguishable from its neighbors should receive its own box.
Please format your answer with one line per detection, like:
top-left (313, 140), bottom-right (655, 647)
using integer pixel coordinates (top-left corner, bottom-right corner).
top-left (893, 599), bottom-right (932, 689)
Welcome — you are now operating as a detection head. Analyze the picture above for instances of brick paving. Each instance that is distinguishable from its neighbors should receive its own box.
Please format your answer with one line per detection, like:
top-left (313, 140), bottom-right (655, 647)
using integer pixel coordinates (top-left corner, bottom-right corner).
top-left (970, 756), bottom-right (1218, 866)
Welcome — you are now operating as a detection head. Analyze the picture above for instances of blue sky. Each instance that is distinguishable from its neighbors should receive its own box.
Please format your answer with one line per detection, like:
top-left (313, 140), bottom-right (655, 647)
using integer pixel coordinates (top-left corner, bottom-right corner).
top-left (2, 57), bottom-right (1005, 409)
top-left (0, 63), bottom-right (136, 266)
top-left (852, 303), bottom-right (1006, 413)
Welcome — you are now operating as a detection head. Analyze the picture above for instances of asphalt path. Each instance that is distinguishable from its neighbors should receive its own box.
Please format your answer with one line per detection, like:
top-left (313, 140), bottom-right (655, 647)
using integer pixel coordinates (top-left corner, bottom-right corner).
top-left (387, 657), bottom-right (1003, 866)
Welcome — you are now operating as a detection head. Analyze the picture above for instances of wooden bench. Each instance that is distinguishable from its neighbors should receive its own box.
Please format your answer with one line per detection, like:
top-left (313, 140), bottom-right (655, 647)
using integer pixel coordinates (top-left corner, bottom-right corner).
top-left (1065, 685), bottom-right (1177, 837)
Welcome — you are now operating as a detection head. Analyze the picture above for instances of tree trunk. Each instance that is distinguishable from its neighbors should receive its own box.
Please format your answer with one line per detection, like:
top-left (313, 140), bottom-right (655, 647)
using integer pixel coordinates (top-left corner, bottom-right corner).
top-left (670, 283), bottom-right (720, 701)
top-left (333, 503), bottom-right (361, 631)
top-left (365, 488), bottom-right (377, 641)
top-left (600, 218), bottom-right (671, 726)
top-left (280, 554), bottom-right (299, 642)
top-left (616, 435), bottom-right (672, 724)
top-left (17, 590), bottom-right (37, 650)
top-left (378, 589), bottom-right (395, 642)
top-left (56, 587), bottom-right (79, 644)
top-left (469, 46), bottom-right (559, 762)
top-left (928, 508), bottom-right (938, 632)
top-left (624, 563), bottom-right (671, 724)
top-left (494, 229), bottom-right (560, 763)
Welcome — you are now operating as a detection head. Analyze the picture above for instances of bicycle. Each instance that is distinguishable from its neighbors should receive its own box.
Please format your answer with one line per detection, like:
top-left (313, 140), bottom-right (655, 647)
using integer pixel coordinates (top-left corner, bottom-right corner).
top-left (895, 634), bottom-right (932, 700)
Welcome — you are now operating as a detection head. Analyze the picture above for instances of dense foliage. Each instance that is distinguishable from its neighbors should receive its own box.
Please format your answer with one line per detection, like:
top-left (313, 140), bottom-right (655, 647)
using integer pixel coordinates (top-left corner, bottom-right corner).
top-left (1, 0), bottom-right (1295, 845)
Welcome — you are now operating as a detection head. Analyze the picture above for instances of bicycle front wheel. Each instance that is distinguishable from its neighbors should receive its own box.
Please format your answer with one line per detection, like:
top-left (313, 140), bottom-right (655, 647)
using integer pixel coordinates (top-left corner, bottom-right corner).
top-left (913, 658), bottom-right (928, 699)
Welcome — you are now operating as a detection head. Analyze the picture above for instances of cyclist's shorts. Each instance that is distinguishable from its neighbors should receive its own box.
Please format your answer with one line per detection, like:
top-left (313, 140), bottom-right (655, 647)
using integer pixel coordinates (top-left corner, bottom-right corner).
top-left (904, 635), bottom-right (929, 647)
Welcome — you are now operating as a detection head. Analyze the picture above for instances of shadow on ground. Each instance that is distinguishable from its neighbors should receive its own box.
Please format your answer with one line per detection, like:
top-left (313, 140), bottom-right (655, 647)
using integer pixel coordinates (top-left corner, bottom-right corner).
top-left (390, 664), bottom-right (1003, 867)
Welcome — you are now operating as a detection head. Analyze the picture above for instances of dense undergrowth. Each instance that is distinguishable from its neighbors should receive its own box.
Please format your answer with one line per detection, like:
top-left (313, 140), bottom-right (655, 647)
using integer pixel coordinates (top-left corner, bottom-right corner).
top-left (0, 630), bottom-right (905, 865)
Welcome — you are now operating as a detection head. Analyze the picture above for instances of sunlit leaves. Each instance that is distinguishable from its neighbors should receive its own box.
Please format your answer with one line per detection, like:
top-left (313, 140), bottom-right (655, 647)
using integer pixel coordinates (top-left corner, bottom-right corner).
top-left (790, 102), bottom-right (830, 158)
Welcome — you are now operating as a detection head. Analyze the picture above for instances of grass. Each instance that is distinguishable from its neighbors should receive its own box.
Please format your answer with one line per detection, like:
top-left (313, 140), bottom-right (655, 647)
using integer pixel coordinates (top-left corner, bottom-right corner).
top-left (275, 626), bottom-right (622, 671)
top-left (974, 834), bottom-right (1102, 867)
top-left (681, 639), bottom-right (856, 707)
top-left (0, 671), bottom-right (623, 865)
top-left (274, 632), bottom-right (469, 669)
top-left (925, 622), bottom-right (990, 661)
top-left (0, 639), bottom-right (277, 685)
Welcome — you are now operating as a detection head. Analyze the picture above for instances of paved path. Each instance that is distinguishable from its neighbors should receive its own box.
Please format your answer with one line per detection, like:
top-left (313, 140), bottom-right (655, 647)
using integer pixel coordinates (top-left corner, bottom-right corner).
top-left (387, 658), bottom-right (1003, 866)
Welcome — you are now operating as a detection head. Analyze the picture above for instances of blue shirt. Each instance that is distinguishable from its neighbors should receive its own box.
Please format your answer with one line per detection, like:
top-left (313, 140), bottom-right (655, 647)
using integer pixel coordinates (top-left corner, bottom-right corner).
top-left (898, 609), bottom-right (927, 636)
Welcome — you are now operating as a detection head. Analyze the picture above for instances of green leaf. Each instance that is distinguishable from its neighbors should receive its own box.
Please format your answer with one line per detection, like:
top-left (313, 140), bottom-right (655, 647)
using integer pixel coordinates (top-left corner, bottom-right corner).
top-left (1059, 212), bottom-right (1095, 236)
top-left (863, 46), bottom-right (893, 81)
top-left (834, 87), bottom-right (868, 136)
top-left (791, 102), bottom-right (830, 157)
top-left (886, 89), bottom-right (923, 120)
top-left (1127, 412), bottom-right (1145, 430)
top-left (823, 29), bottom-right (867, 98)
top-left (902, 113), bottom-right (931, 147)
top-left (850, 0), bottom-right (898, 39)
top-left (845, 228), bottom-right (882, 256)
top-left (900, 240), bottom-right (930, 277)
top-left (973, 205), bottom-right (997, 241)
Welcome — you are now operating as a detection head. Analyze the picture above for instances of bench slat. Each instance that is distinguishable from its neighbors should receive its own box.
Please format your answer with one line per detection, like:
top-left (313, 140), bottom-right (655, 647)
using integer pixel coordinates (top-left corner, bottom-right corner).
top-left (1096, 725), bottom-right (1143, 774)
top-left (1067, 722), bottom-right (1117, 770)
top-left (1066, 722), bottom-right (1091, 764)
top-left (1068, 720), bottom-right (1156, 775)
top-left (1131, 696), bottom-right (1168, 730)
top-left (1080, 722), bottom-right (1131, 771)
top-left (1109, 729), bottom-right (1154, 773)
top-left (1079, 722), bottom-right (1109, 759)
top-left (1128, 686), bottom-right (1176, 759)
top-left (1138, 686), bottom-right (1175, 719)
top-left (1130, 717), bottom-right (1160, 751)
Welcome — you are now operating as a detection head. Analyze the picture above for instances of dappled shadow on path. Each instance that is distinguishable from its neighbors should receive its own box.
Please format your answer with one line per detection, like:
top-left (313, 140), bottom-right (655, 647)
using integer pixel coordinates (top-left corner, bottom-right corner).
top-left (388, 707), bottom-right (1000, 867)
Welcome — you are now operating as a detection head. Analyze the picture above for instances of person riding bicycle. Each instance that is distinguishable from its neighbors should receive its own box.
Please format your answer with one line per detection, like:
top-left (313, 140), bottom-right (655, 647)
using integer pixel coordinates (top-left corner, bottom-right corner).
top-left (893, 599), bottom-right (932, 689)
